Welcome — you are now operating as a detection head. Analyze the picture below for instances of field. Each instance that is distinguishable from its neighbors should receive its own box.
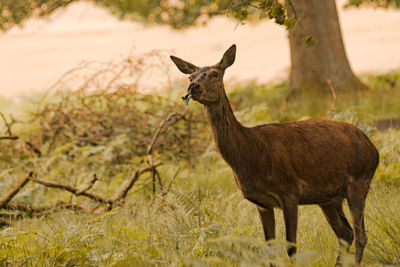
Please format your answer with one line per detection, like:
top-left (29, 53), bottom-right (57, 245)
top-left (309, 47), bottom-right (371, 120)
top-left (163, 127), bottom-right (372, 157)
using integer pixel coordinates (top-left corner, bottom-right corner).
top-left (0, 55), bottom-right (399, 266)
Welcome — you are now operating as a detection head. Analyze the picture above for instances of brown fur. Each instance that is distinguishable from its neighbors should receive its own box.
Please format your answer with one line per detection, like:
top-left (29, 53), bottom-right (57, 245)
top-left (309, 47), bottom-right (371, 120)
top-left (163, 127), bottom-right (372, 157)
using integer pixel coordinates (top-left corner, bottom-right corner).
top-left (170, 45), bottom-right (379, 265)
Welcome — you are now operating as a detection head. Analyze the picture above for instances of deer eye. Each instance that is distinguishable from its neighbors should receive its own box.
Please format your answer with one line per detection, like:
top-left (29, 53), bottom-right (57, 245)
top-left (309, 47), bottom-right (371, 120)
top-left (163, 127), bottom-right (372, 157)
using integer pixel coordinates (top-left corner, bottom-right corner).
top-left (210, 71), bottom-right (218, 78)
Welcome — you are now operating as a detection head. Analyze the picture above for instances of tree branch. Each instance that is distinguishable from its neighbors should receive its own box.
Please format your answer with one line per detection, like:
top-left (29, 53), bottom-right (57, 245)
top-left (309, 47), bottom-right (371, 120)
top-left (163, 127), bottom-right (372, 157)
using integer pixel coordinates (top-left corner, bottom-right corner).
top-left (0, 136), bottom-right (19, 140)
top-left (29, 176), bottom-right (113, 205)
top-left (146, 112), bottom-right (185, 156)
top-left (0, 112), bottom-right (18, 140)
top-left (146, 112), bottom-right (185, 195)
top-left (76, 174), bottom-right (98, 195)
top-left (0, 172), bottom-right (33, 209)
top-left (111, 163), bottom-right (161, 202)
top-left (4, 202), bottom-right (90, 218)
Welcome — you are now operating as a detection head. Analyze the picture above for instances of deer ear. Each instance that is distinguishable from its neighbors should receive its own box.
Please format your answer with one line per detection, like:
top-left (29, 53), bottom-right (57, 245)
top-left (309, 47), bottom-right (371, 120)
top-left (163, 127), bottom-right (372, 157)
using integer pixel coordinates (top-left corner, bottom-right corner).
top-left (219, 44), bottom-right (236, 70)
top-left (170, 56), bottom-right (199, 74)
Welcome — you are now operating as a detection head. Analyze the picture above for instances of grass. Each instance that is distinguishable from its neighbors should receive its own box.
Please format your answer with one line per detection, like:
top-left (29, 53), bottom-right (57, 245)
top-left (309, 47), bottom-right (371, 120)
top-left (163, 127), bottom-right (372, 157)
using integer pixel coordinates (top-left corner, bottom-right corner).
top-left (1, 66), bottom-right (400, 266)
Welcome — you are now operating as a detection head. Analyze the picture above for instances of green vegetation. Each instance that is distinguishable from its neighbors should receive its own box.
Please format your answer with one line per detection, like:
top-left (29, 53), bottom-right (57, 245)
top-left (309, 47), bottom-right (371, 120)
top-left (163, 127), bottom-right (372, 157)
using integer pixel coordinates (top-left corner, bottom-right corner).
top-left (1, 55), bottom-right (400, 266)
top-left (0, 0), bottom-right (293, 32)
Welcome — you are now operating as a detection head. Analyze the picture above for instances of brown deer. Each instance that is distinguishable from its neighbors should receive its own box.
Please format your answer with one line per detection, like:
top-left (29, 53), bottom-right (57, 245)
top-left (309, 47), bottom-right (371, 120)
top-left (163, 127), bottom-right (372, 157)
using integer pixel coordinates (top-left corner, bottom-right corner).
top-left (170, 45), bottom-right (379, 266)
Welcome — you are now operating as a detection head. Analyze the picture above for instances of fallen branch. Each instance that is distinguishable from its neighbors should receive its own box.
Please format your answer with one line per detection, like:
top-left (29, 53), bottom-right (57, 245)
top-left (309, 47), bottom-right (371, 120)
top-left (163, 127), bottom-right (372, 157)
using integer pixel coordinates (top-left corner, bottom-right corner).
top-left (0, 172), bottom-right (33, 209)
top-left (76, 174), bottom-right (98, 195)
top-left (4, 202), bottom-right (90, 218)
top-left (0, 111), bottom-right (185, 219)
top-left (111, 163), bottom-right (161, 203)
top-left (29, 176), bottom-right (113, 205)
top-left (25, 164), bottom-right (160, 211)
top-left (0, 136), bottom-right (19, 140)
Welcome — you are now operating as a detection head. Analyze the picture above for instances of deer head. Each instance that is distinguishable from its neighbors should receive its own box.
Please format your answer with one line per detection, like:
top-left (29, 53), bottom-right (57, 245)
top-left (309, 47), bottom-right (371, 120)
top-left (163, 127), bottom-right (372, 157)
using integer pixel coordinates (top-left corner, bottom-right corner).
top-left (170, 44), bottom-right (236, 105)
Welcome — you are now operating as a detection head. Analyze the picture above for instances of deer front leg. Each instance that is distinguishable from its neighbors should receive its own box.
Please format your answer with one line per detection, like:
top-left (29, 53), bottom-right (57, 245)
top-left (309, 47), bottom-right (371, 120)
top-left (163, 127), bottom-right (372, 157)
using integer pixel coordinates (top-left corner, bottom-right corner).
top-left (257, 206), bottom-right (276, 240)
top-left (282, 201), bottom-right (298, 256)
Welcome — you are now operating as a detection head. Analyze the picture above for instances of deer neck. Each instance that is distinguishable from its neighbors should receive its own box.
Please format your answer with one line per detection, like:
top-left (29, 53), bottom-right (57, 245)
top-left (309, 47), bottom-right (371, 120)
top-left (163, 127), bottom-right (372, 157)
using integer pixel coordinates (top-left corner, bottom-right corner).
top-left (204, 91), bottom-right (250, 164)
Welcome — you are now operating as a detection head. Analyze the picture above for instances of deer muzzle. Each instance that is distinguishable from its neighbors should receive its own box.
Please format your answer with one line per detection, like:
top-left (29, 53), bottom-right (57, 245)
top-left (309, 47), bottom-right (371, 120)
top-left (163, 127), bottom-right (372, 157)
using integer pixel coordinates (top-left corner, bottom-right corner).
top-left (188, 82), bottom-right (201, 95)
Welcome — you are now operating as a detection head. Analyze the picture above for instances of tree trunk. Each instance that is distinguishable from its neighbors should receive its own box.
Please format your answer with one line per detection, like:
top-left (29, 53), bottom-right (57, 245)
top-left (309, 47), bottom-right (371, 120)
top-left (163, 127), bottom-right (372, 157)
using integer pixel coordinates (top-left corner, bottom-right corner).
top-left (287, 0), bottom-right (368, 93)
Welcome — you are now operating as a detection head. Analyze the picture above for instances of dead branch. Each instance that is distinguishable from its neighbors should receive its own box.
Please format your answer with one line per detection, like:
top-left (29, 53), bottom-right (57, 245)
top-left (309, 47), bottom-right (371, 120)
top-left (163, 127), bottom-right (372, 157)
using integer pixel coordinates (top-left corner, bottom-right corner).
top-left (29, 176), bottom-right (113, 205)
top-left (0, 136), bottom-right (19, 140)
top-left (0, 172), bottom-right (33, 209)
top-left (146, 112), bottom-right (185, 156)
top-left (131, 181), bottom-right (152, 194)
top-left (0, 112), bottom-right (12, 136)
top-left (165, 165), bottom-right (181, 194)
top-left (111, 163), bottom-right (161, 203)
top-left (25, 141), bottom-right (42, 157)
top-left (146, 112), bottom-right (185, 194)
top-left (0, 112), bottom-right (18, 140)
top-left (23, 164), bottom-right (160, 212)
top-left (4, 202), bottom-right (90, 218)
top-left (76, 174), bottom-right (98, 195)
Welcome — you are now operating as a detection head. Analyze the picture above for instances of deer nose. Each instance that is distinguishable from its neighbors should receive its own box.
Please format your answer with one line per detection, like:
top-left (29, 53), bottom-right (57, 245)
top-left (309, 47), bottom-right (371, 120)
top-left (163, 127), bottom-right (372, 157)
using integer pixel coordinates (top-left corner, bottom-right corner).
top-left (188, 82), bottom-right (200, 94)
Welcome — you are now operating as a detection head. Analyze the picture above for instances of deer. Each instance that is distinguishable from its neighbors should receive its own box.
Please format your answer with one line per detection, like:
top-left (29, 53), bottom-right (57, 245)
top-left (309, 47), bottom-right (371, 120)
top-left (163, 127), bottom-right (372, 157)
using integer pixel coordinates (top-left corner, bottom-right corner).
top-left (170, 44), bottom-right (379, 266)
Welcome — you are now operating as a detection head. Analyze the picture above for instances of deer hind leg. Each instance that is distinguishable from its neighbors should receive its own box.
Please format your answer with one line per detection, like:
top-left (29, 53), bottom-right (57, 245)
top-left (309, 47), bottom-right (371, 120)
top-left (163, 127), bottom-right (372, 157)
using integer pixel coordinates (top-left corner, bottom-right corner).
top-left (257, 206), bottom-right (276, 241)
top-left (319, 198), bottom-right (354, 266)
top-left (346, 177), bottom-right (371, 265)
top-left (282, 201), bottom-right (298, 256)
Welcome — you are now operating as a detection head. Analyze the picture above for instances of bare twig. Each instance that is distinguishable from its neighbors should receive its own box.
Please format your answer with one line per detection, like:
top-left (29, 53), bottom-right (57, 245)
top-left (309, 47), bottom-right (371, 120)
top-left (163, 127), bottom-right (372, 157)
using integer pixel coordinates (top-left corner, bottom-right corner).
top-left (155, 170), bottom-right (163, 190)
top-left (0, 136), bottom-right (19, 140)
top-left (25, 141), bottom-right (42, 157)
top-left (165, 165), bottom-right (181, 194)
top-left (186, 111), bottom-right (193, 166)
top-left (111, 163), bottom-right (161, 202)
top-left (0, 112), bottom-right (12, 136)
top-left (146, 112), bottom-right (185, 156)
top-left (76, 174), bottom-right (98, 195)
top-left (0, 112), bottom-right (18, 140)
top-left (29, 176), bottom-right (113, 205)
top-left (131, 181), bottom-right (152, 194)
top-left (0, 172), bottom-right (33, 209)
top-left (60, 110), bottom-right (91, 138)
top-left (146, 112), bottom-right (185, 195)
